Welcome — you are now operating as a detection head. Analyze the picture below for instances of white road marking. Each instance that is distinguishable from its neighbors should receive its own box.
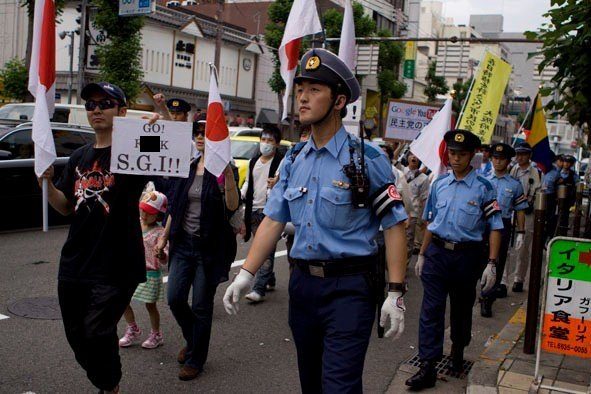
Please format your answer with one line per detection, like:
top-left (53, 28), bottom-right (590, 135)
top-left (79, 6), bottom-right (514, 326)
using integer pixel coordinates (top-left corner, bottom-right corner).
top-left (0, 314), bottom-right (9, 321)
top-left (162, 249), bottom-right (288, 284)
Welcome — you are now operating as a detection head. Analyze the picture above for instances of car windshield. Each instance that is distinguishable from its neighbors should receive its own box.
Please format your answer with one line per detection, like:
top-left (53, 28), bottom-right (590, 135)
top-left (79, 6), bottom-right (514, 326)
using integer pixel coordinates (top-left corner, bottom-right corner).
top-left (231, 140), bottom-right (259, 160)
top-left (0, 106), bottom-right (35, 120)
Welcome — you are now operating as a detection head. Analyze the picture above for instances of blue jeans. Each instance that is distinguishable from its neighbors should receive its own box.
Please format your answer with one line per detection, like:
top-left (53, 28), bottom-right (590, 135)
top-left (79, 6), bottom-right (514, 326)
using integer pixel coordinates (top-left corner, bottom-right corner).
top-left (167, 231), bottom-right (217, 370)
top-left (251, 209), bottom-right (276, 296)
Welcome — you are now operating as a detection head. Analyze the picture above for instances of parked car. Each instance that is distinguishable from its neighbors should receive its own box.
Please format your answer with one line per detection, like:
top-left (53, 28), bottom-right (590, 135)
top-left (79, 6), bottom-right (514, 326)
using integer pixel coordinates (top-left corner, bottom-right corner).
top-left (231, 135), bottom-right (292, 188)
top-left (0, 103), bottom-right (155, 127)
top-left (0, 122), bottom-right (96, 231)
top-left (228, 126), bottom-right (263, 138)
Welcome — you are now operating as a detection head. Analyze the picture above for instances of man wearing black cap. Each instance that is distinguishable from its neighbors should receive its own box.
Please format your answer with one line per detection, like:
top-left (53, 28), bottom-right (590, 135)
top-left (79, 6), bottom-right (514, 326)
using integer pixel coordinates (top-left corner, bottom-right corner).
top-left (506, 142), bottom-right (542, 292)
top-left (479, 143), bottom-right (528, 317)
top-left (408, 130), bottom-right (503, 390)
top-left (37, 82), bottom-right (148, 393)
top-left (224, 48), bottom-right (409, 393)
top-left (166, 98), bottom-right (191, 122)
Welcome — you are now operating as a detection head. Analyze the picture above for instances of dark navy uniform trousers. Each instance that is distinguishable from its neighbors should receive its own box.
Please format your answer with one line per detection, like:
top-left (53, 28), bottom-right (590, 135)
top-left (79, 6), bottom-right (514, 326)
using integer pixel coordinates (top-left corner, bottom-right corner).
top-left (418, 242), bottom-right (482, 361)
top-left (288, 265), bottom-right (375, 394)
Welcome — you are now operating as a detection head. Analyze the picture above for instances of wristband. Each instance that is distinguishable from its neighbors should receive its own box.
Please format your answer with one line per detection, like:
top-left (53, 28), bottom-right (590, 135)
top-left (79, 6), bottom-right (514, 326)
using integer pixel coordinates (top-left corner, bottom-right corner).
top-left (388, 282), bottom-right (408, 295)
top-left (487, 258), bottom-right (498, 265)
top-left (516, 230), bottom-right (525, 234)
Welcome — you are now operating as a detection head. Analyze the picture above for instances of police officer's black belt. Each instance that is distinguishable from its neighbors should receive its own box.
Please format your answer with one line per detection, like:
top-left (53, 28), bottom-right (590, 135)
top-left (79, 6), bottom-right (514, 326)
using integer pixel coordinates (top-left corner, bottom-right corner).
top-left (293, 257), bottom-right (375, 278)
top-left (432, 235), bottom-right (481, 251)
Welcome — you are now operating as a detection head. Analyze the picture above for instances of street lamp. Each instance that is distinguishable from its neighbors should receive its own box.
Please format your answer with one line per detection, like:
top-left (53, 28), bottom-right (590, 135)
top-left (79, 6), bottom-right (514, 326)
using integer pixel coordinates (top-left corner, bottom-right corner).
top-left (59, 30), bottom-right (77, 104)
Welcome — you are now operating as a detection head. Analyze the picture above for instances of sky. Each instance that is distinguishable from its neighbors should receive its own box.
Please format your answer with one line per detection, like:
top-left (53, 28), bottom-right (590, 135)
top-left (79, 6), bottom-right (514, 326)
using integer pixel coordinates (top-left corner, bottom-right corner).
top-left (440, 0), bottom-right (551, 32)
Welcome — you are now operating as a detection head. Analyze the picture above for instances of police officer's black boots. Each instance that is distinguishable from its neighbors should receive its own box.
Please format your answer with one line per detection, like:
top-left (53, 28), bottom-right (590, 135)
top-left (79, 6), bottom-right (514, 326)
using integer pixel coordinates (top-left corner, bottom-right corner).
top-left (480, 297), bottom-right (493, 317)
top-left (448, 344), bottom-right (465, 374)
top-left (496, 283), bottom-right (508, 298)
top-left (405, 360), bottom-right (437, 390)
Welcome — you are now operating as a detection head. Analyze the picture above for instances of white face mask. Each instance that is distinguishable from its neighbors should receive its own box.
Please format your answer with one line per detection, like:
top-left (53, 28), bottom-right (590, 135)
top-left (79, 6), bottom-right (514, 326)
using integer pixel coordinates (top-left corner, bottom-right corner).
top-left (260, 142), bottom-right (275, 156)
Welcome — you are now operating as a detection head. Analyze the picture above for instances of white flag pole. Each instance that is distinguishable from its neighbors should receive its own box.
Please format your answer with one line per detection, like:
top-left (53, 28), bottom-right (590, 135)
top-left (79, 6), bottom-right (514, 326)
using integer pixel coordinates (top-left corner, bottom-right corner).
top-left (42, 178), bottom-right (49, 232)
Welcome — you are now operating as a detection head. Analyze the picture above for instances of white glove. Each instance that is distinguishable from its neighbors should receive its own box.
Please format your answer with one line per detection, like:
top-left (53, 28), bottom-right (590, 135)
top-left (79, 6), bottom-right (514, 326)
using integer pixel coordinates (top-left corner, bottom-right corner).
top-left (480, 263), bottom-right (497, 293)
top-left (415, 254), bottom-right (425, 278)
top-left (515, 233), bottom-right (524, 250)
top-left (223, 268), bottom-right (255, 315)
top-left (379, 291), bottom-right (406, 339)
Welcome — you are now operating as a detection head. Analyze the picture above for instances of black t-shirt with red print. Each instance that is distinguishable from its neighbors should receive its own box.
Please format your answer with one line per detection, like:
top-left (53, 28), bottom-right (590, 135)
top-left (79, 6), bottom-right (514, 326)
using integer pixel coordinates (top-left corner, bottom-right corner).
top-left (56, 144), bottom-right (148, 285)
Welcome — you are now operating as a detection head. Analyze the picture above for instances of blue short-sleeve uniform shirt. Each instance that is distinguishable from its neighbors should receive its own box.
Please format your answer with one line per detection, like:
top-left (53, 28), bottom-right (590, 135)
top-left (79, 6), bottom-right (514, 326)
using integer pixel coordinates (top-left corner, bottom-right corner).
top-left (487, 173), bottom-right (529, 219)
top-left (264, 127), bottom-right (407, 260)
top-left (423, 169), bottom-right (503, 242)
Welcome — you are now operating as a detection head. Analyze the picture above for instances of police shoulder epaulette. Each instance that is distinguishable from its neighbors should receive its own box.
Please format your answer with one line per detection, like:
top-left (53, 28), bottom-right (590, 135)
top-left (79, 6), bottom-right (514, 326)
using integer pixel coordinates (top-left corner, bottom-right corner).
top-left (476, 175), bottom-right (494, 191)
top-left (432, 173), bottom-right (450, 186)
top-left (289, 141), bottom-right (307, 162)
top-left (347, 138), bottom-right (381, 159)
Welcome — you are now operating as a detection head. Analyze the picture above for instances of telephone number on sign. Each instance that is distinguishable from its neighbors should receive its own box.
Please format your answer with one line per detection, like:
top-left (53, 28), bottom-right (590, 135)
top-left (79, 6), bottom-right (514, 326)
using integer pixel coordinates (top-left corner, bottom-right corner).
top-left (546, 341), bottom-right (588, 354)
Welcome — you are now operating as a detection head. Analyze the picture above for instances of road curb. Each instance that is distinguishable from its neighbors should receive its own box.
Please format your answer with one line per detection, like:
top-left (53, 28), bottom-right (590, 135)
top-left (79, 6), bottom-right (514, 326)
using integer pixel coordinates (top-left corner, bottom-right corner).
top-left (466, 307), bottom-right (526, 393)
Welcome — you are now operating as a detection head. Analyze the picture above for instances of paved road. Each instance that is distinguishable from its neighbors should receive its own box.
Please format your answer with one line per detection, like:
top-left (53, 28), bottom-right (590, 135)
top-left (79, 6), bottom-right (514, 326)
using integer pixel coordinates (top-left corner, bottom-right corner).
top-left (0, 227), bottom-right (425, 393)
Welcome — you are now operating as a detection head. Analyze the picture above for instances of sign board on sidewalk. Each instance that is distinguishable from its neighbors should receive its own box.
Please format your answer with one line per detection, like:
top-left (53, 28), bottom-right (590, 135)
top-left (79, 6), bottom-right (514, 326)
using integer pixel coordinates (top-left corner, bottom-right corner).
top-left (111, 118), bottom-right (192, 178)
top-left (343, 98), bottom-right (362, 136)
top-left (385, 100), bottom-right (440, 141)
top-left (540, 237), bottom-right (591, 358)
top-left (119, 0), bottom-right (155, 17)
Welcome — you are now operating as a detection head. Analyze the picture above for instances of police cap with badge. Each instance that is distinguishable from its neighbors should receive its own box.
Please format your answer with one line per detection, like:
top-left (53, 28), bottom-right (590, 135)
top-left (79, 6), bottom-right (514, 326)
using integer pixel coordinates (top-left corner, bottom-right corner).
top-left (167, 98), bottom-right (191, 113)
top-left (491, 143), bottom-right (515, 159)
top-left (514, 142), bottom-right (532, 154)
top-left (444, 129), bottom-right (481, 151)
top-left (294, 48), bottom-right (360, 103)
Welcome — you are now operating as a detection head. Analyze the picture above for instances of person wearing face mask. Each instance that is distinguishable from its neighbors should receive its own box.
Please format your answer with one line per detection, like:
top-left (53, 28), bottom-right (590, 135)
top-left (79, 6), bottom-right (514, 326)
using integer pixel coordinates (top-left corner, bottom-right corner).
top-left (240, 126), bottom-right (284, 302)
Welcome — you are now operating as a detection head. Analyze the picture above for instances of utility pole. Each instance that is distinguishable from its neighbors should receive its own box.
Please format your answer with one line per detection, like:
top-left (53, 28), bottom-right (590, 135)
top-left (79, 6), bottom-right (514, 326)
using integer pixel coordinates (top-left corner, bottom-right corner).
top-left (76, 0), bottom-right (88, 103)
top-left (68, 33), bottom-right (75, 103)
top-left (214, 0), bottom-right (224, 71)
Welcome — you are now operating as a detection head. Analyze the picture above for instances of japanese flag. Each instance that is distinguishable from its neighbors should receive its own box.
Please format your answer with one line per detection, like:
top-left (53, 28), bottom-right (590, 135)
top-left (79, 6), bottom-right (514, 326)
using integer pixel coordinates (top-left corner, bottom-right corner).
top-left (278, 0), bottom-right (322, 120)
top-left (204, 67), bottom-right (231, 177)
top-left (28, 0), bottom-right (56, 177)
top-left (410, 98), bottom-right (453, 176)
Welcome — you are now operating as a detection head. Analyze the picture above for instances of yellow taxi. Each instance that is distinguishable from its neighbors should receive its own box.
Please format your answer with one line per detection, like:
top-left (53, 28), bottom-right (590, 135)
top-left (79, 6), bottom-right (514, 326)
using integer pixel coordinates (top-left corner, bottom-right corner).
top-left (231, 135), bottom-right (292, 188)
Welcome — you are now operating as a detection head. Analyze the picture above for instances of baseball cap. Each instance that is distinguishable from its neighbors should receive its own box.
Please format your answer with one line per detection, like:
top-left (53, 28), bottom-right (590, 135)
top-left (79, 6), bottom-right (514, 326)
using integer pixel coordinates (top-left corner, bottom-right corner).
top-left (139, 191), bottom-right (168, 215)
top-left (81, 82), bottom-right (127, 105)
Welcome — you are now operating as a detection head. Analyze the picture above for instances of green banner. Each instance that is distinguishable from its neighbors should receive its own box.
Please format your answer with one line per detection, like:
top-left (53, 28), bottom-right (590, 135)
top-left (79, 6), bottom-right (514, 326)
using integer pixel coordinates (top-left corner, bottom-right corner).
top-left (548, 238), bottom-right (591, 283)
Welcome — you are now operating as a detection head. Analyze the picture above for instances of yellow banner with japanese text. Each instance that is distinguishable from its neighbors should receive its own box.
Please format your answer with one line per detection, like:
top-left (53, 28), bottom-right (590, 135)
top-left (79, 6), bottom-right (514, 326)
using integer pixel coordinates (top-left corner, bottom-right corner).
top-left (457, 52), bottom-right (512, 143)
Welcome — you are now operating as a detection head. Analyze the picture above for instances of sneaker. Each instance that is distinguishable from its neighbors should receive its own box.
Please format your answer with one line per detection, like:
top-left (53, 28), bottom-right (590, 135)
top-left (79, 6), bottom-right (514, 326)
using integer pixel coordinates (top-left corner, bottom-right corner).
top-left (142, 331), bottom-right (163, 349)
top-left (119, 325), bottom-right (141, 347)
top-left (265, 284), bottom-right (276, 292)
top-left (245, 291), bottom-right (264, 303)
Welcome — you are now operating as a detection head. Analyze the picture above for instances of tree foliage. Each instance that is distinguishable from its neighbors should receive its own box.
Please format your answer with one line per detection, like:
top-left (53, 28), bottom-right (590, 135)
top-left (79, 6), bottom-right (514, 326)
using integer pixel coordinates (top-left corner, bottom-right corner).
top-left (452, 78), bottom-right (472, 114)
top-left (323, 3), bottom-right (375, 53)
top-left (0, 58), bottom-right (29, 101)
top-left (92, 0), bottom-right (144, 102)
top-left (376, 29), bottom-right (406, 100)
top-left (525, 0), bottom-right (591, 127)
top-left (424, 61), bottom-right (448, 102)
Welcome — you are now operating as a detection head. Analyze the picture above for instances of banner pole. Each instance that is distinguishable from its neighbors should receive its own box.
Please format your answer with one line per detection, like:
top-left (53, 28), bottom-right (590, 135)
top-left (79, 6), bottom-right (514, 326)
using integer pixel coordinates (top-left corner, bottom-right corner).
top-left (42, 178), bottom-right (49, 232)
top-left (456, 52), bottom-right (487, 126)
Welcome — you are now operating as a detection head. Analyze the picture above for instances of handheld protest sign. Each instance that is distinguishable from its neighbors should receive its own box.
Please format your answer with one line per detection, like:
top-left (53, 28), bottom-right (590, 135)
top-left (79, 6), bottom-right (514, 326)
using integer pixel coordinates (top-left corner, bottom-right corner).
top-left (533, 237), bottom-right (591, 393)
top-left (385, 99), bottom-right (440, 141)
top-left (111, 117), bottom-right (192, 178)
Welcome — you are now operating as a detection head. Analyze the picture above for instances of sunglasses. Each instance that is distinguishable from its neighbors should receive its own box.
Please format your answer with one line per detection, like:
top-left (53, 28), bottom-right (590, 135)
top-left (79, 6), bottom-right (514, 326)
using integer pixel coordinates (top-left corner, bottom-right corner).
top-left (193, 130), bottom-right (205, 137)
top-left (84, 98), bottom-right (119, 111)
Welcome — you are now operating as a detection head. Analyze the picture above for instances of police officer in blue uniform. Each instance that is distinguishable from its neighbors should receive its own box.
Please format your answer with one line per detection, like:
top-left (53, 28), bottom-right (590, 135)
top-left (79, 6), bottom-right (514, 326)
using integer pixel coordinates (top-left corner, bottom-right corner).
top-left (542, 152), bottom-right (561, 242)
top-left (166, 98), bottom-right (191, 122)
top-left (223, 48), bottom-right (409, 393)
top-left (480, 143), bottom-right (528, 317)
top-left (407, 130), bottom-right (503, 390)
